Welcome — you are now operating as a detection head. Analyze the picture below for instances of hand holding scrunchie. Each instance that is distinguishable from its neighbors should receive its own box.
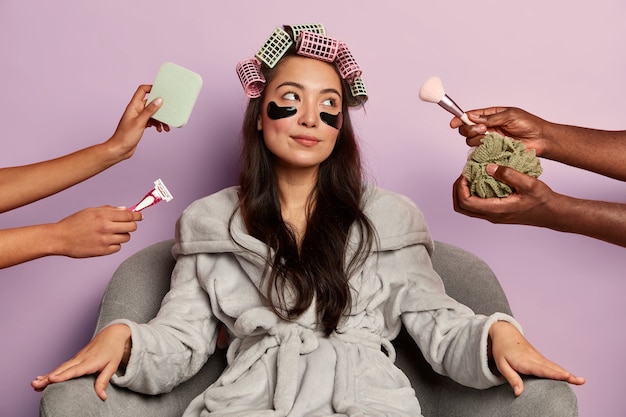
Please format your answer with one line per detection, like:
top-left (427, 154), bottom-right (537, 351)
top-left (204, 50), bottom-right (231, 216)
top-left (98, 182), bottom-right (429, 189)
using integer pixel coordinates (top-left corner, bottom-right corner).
top-left (463, 132), bottom-right (543, 198)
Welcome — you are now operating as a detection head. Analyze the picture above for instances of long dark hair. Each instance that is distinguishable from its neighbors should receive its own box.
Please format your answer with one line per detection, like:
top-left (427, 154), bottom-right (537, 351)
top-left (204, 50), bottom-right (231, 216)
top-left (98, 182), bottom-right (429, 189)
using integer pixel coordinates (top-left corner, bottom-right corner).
top-left (232, 52), bottom-right (375, 335)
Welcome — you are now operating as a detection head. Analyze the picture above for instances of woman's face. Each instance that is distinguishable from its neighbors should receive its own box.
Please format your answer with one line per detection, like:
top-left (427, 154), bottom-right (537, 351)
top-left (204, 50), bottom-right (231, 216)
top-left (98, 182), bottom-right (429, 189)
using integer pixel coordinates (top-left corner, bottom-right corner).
top-left (258, 55), bottom-right (343, 173)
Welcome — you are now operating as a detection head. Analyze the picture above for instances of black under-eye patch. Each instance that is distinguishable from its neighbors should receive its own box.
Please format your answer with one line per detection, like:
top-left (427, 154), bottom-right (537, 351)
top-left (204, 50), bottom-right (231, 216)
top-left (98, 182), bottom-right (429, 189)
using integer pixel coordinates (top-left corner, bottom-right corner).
top-left (267, 101), bottom-right (343, 130)
top-left (320, 112), bottom-right (343, 130)
top-left (267, 102), bottom-right (297, 119)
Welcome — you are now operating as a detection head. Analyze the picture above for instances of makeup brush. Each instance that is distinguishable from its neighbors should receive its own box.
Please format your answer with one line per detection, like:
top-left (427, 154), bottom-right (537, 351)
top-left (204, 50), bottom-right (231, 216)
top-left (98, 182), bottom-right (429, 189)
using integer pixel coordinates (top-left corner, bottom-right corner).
top-left (419, 76), bottom-right (475, 126)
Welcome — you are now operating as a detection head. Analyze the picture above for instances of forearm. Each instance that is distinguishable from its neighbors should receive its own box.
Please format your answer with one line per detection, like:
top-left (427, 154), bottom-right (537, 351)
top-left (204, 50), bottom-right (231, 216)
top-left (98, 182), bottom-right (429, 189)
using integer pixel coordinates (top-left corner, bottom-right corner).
top-left (1, 85), bottom-right (169, 213)
top-left (543, 194), bottom-right (626, 247)
top-left (0, 223), bottom-right (59, 268)
top-left (543, 123), bottom-right (626, 181)
top-left (0, 141), bottom-right (122, 213)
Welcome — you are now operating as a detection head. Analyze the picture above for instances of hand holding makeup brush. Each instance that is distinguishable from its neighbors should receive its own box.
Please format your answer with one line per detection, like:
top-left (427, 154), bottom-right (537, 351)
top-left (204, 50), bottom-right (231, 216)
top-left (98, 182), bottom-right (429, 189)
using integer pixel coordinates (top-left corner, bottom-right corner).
top-left (452, 105), bottom-right (626, 248)
top-left (451, 106), bottom-right (626, 181)
top-left (449, 107), bottom-right (547, 153)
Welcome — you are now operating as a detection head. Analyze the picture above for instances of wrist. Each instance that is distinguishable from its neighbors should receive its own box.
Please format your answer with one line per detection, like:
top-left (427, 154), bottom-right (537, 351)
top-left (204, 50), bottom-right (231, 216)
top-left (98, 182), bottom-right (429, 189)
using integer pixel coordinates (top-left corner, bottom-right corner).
top-left (106, 324), bottom-right (133, 372)
top-left (487, 320), bottom-right (512, 340)
top-left (122, 335), bottom-right (132, 365)
top-left (487, 321), bottom-right (511, 376)
top-left (43, 222), bottom-right (67, 257)
top-left (540, 121), bottom-right (566, 160)
top-left (541, 192), bottom-right (574, 232)
top-left (96, 139), bottom-right (129, 166)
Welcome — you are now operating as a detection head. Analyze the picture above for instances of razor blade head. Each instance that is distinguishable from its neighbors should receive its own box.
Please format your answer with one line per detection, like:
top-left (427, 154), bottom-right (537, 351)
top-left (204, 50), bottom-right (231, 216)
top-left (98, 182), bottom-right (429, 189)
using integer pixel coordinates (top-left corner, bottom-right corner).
top-left (154, 178), bottom-right (173, 202)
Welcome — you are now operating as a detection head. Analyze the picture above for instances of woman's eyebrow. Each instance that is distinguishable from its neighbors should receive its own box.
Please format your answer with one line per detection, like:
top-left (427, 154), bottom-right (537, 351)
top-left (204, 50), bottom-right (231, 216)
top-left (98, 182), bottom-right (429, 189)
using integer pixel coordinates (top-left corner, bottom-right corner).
top-left (276, 82), bottom-right (341, 98)
top-left (321, 88), bottom-right (342, 98)
top-left (276, 81), bottom-right (304, 90)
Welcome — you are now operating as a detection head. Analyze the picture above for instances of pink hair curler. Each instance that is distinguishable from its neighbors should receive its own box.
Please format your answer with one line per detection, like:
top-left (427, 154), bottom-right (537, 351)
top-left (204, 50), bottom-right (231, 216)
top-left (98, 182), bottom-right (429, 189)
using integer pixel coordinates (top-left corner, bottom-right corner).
top-left (296, 32), bottom-right (339, 63)
top-left (236, 58), bottom-right (266, 99)
top-left (335, 42), bottom-right (362, 82)
top-left (130, 179), bottom-right (173, 212)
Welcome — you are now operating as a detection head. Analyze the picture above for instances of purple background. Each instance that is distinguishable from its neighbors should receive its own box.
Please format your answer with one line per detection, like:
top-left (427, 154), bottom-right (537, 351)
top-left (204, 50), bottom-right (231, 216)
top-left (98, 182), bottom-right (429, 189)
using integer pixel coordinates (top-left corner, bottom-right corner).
top-left (2, 1), bottom-right (624, 416)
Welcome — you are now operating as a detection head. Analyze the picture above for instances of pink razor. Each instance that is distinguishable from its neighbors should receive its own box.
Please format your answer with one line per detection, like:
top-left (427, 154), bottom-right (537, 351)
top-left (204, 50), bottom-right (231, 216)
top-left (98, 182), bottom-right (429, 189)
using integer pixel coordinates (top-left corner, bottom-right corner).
top-left (130, 178), bottom-right (174, 212)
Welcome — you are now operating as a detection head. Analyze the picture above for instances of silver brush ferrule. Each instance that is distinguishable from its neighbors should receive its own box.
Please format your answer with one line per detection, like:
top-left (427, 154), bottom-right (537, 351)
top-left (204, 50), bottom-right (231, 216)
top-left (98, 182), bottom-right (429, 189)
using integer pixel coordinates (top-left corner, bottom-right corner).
top-left (437, 94), bottom-right (465, 118)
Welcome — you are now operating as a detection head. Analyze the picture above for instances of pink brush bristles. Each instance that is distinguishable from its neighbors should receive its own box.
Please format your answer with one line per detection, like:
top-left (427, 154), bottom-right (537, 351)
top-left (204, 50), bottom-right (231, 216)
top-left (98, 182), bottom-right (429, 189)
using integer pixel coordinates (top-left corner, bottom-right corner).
top-left (419, 76), bottom-right (475, 126)
top-left (419, 76), bottom-right (446, 103)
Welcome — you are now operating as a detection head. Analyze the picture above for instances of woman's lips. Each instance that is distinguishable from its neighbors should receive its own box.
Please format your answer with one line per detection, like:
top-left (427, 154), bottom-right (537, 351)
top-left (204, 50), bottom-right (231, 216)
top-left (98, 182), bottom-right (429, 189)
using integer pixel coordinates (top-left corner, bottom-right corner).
top-left (292, 135), bottom-right (320, 147)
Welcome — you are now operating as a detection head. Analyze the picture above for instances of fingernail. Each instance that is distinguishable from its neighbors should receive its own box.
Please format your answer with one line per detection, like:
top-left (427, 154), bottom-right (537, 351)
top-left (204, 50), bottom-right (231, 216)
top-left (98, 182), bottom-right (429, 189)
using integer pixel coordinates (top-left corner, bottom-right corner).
top-left (486, 164), bottom-right (498, 176)
top-left (153, 97), bottom-right (163, 106)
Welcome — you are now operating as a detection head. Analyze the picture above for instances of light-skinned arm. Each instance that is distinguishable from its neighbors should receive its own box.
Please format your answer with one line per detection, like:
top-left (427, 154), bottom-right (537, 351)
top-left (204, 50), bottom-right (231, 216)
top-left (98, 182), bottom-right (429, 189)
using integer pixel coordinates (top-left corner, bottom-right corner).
top-left (0, 84), bottom-right (168, 213)
top-left (0, 85), bottom-right (169, 268)
top-left (0, 206), bottom-right (143, 268)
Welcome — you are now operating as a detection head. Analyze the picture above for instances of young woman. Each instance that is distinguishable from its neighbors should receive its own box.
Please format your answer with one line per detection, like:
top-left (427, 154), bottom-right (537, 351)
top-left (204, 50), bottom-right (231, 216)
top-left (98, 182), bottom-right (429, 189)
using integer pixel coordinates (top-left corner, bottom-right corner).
top-left (33, 25), bottom-right (584, 416)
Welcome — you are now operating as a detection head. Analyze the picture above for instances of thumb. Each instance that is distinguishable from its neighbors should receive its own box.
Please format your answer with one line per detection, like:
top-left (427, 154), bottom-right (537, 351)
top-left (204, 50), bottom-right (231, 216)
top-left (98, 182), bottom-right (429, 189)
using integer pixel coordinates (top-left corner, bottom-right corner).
top-left (496, 359), bottom-right (525, 397)
top-left (93, 363), bottom-right (117, 401)
top-left (468, 110), bottom-right (508, 129)
top-left (486, 164), bottom-right (529, 190)
top-left (139, 97), bottom-right (163, 122)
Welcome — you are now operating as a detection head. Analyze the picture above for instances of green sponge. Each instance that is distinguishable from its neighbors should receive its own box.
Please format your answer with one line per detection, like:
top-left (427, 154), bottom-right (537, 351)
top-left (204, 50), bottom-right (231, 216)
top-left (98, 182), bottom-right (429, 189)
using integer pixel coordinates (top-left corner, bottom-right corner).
top-left (463, 132), bottom-right (543, 198)
top-left (147, 62), bottom-right (203, 128)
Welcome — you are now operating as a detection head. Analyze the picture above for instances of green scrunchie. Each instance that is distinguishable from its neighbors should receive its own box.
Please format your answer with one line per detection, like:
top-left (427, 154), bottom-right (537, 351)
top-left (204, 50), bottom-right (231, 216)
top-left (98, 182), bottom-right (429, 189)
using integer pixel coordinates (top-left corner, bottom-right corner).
top-left (463, 132), bottom-right (542, 198)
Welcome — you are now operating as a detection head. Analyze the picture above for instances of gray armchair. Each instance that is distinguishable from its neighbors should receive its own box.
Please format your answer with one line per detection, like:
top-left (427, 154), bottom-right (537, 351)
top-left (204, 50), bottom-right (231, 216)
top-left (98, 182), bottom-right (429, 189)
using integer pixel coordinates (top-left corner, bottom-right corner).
top-left (39, 240), bottom-right (578, 417)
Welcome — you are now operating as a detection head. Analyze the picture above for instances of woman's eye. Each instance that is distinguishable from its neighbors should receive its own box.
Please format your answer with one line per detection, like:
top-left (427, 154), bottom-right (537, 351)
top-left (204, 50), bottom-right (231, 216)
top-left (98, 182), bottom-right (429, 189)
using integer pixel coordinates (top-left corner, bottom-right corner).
top-left (322, 98), bottom-right (336, 107)
top-left (283, 92), bottom-right (298, 101)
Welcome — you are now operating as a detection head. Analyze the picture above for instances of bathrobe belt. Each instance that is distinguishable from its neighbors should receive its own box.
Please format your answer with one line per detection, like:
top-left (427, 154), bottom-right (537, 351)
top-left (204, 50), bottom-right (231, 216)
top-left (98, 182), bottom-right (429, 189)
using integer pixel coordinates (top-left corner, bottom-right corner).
top-left (220, 318), bottom-right (395, 415)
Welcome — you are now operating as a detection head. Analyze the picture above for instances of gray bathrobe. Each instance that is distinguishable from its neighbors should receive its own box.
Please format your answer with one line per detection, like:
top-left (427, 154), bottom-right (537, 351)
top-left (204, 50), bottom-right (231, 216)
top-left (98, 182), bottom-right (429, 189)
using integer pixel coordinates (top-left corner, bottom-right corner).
top-left (110, 185), bottom-right (518, 416)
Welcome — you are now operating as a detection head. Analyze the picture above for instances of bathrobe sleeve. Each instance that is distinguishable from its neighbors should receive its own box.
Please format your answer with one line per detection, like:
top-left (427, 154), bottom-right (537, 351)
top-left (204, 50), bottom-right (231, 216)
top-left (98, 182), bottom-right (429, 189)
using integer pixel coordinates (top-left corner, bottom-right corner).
top-left (392, 243), bottom-right (519, 389)
top-left (107, 194), bottom-right (237, 394)
top-left (108, 253), bottom-right (220, 394)
top-left (109, 189), bottom-right (247, 394)
top-left (367, 187), bottom-right (521, 389)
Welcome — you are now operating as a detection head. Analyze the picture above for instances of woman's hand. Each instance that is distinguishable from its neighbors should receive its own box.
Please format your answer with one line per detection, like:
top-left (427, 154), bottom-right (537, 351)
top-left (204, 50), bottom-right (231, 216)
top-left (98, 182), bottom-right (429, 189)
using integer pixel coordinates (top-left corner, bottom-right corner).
top-left (32, 324), bottom-right (132, 401)
top-left (488, 321), bottom-right (585, 396)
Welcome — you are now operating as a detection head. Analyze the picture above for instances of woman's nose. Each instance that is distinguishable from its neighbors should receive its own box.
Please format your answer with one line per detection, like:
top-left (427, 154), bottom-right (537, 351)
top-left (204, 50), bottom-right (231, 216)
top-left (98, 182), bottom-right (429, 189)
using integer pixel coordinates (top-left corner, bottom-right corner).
top-left (298, 102), bottom-right (318, 128)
